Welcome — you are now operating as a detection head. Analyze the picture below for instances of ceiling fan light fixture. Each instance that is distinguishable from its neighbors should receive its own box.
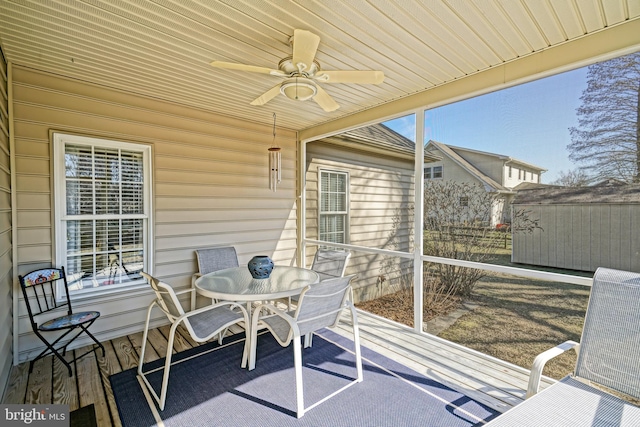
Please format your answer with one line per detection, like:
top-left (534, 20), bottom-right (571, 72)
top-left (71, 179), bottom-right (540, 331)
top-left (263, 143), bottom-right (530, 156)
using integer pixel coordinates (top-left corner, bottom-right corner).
top-left (280, 77), bottom-right (317, 101)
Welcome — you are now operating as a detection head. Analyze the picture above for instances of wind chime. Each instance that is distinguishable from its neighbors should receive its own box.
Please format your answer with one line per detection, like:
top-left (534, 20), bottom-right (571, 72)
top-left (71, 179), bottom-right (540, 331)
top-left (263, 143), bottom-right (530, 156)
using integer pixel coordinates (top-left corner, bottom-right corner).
top-left (269, 113), bottom-right (282, 192)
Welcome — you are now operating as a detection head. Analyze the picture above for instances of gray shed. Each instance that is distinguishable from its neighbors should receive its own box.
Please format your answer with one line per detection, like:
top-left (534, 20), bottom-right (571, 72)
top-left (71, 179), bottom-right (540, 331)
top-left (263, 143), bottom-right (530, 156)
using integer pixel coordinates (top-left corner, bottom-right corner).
top-left (511, 182), bottom-right (640, 273)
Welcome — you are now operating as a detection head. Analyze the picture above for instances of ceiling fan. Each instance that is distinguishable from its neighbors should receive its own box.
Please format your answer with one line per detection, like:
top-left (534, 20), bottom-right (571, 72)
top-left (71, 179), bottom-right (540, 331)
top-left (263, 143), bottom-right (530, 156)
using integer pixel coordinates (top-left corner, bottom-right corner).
top-left (211, 29), bottom-right (384, 112)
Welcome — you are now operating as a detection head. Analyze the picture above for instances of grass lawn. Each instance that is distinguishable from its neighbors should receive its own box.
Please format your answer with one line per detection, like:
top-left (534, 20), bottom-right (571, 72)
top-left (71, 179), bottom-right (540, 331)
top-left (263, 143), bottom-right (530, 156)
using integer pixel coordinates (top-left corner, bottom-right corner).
top-left (439, 274), bottom-right (590, 379)
top-left (357, 263), bottom-right (591, 380)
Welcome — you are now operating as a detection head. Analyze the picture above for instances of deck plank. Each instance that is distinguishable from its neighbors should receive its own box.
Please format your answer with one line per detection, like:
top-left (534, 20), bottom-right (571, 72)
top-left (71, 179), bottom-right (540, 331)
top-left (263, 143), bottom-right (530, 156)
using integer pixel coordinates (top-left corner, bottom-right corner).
top-left (157, 324), bottom-right (196, 352)
top-left (52, 354), bottom-right (78, 410)
top-left (75, 346), bottom-right (111, 427)
top-left (146, 328), bottom-right (171, 357)
top-left (24, 357), bottom-right (52, 404)
top-left (98, 341), bottom-right (124, 427)
top-left (111, 335), bottom-right (139, 371)
top-left (2, 362), bottom-right (29, 404)
top-left (128, 332), bottom-right (158, 363)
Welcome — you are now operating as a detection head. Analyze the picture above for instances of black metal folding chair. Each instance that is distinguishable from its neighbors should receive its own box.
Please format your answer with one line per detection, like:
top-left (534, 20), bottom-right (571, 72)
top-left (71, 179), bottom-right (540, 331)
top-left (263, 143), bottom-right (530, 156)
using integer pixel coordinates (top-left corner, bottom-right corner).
top-left (18, 267), bottom-right (105, 376)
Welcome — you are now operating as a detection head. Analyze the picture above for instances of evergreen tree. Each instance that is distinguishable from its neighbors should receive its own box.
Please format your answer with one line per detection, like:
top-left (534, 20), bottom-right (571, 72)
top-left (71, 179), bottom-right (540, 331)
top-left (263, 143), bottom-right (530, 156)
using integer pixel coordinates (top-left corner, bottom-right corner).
top-left (568, 52), bottom-right (640, 182)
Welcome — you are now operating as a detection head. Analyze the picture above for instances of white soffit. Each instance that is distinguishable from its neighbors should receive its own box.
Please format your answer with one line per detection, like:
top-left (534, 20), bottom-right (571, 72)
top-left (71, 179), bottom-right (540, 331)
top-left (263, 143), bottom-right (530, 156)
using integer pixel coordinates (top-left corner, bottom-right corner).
top-left (0, 0), bottom-right (639, 132)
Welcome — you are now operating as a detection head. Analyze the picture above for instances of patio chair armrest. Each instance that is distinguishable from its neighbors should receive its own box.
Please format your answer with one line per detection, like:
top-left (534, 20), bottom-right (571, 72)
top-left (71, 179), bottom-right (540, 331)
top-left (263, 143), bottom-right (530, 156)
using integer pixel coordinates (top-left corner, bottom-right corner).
top-left (252, 303), bottom-right (295, 324)
top-left (526, 340), bottom-right (580, 398)
top-left (174, 288), bottom-right (195, 296)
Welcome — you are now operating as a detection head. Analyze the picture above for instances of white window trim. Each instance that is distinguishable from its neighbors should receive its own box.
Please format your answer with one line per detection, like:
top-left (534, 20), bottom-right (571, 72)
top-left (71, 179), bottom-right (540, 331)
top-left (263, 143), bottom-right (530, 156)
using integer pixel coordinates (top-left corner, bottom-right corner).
top-left (53, 133), bottom-right (153, 300)
top-left (318, 168), bottom-right (350, 245)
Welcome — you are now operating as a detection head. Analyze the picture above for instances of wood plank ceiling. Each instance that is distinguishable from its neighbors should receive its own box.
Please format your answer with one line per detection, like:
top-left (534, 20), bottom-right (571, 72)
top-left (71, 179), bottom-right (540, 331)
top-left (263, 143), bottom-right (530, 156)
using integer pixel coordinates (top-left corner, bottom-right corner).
top-left (1, 0), bottom-right (639, 131)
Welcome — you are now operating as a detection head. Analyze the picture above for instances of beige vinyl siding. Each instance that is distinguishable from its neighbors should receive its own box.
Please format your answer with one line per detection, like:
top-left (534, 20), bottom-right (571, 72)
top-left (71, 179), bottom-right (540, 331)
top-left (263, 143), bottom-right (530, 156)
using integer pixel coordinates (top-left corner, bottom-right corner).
top-left (306, 142), bottom-right (414, 303)
top-left (11, 66), bottom-right (298, 362)
top-left (426, 154), bottom-right (482, 186)
top-left (0, 49), bottom-right (13, 396)
top-left (453, 151), bottom-right (505, 185)
top-left (512, 204), bottom-right (640, 273)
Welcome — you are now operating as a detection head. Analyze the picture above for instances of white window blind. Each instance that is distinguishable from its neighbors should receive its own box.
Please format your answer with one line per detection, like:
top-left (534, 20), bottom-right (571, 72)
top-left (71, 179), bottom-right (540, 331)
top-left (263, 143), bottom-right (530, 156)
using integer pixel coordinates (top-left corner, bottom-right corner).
top-left (319, 170), bottom-right (348, 245)
top-left (54, 134), bottom-right (151, 295)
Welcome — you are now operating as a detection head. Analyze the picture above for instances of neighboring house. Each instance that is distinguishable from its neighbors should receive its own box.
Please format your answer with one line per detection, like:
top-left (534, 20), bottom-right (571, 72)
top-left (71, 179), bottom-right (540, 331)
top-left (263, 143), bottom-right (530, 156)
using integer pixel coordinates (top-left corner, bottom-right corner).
top-left (424, 140), bottom-right (547, 226)
top-left (512, 181), bottom-right (640, 272)
top-left (307, 124), bottom-right (438, 302)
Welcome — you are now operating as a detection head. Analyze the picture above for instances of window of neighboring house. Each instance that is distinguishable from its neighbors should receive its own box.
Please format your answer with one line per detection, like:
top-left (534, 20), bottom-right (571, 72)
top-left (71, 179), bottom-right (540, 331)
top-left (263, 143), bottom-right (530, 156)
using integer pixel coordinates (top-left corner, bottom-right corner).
top-left (508, 166), bottom-right (512, 178)
top-left (433, 165), bottom-right (443, 179)
top-left (53, 133), bottom-right (152, 297)
top-left (424, 167), bottom-right (432, 179)
top-left (459, 196), bottom-right (469, 207)
top-left (518, 169), bottom-right (522, 180)
top-left (319, 170), bottom-right (349, 245)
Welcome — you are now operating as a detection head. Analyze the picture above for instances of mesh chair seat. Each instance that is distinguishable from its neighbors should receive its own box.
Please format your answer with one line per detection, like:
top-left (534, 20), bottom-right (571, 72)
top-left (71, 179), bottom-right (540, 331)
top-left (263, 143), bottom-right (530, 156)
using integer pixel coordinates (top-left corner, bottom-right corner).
top-left (40, 311), bottom-right (100, 331)
top-left (188, 306), bottom-right (245, 340)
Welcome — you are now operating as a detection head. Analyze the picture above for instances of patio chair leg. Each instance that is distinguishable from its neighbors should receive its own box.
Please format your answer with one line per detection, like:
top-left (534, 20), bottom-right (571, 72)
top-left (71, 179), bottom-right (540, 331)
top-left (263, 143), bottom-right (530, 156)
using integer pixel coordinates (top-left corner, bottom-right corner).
top-left (293, 335), bottom-right (305, 418)
top-left (349, 303), bottom-right (363, 382)
top-left (304, 333), bottom-right (313, 348)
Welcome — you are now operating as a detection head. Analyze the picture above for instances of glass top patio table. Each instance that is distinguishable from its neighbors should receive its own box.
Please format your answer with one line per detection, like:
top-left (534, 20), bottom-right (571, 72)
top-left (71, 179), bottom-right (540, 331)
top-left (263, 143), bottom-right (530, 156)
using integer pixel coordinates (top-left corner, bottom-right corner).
top-left (194, 265), bottom-right (320, 301)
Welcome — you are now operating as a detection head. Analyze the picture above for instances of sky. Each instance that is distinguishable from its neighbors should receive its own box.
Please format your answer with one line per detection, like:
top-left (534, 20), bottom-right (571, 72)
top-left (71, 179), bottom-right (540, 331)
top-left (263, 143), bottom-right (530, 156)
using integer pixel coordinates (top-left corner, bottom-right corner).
top-left (384, 66), bottom-right (589, 183)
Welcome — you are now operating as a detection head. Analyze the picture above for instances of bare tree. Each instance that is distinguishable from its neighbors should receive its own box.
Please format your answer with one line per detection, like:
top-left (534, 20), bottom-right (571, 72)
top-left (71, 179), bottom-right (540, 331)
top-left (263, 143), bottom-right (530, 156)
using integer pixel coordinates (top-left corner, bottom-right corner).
top-left (549, 169), bottom-right (591, 187)
top-left (568, 52), bottom-right (640, 183)
top-left (423, 181), bottom-right (504, 297)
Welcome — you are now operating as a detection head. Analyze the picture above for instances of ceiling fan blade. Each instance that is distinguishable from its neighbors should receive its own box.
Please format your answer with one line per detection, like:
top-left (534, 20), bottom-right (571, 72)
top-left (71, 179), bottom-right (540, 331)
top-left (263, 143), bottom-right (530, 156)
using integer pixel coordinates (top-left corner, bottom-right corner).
top-left (316, 70), bottom-right (385, 84)
top-left (250, 84), bottom-right (282, 106)
top-left (292, 29), bottom-right (321, 72)
top-left (313, 85), bottom-right (340, 112)
top-left (211, 61), bottom-right (278, 75)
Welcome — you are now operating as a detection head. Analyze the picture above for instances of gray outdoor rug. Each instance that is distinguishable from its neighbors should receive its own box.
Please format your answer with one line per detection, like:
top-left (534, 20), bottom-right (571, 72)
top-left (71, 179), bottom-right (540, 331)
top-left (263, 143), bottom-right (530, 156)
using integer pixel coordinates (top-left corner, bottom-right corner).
top-left (110, 329), bottom-right (499, 426)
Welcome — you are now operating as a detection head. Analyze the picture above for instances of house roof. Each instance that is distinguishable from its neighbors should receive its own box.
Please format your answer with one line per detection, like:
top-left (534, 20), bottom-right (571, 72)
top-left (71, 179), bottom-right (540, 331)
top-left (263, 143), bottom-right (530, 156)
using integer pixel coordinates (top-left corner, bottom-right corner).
top-left (443, 144), bottom-right (547, 172)
top-left (425, 140), bottom-right (509, 192)
top-left (321, 123), bottom-right (439, 162)
top-left (1, 2), bottom-right (638, 134)
top-left (513, 182), bottom-right (640, 204)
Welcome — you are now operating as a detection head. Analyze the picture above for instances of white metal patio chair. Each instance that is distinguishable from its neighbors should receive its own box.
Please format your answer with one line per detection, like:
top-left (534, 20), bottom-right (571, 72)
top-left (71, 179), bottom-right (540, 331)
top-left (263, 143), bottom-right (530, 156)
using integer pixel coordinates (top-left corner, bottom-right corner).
top-left (249, 275), bottom-right (362, 418)
top-left (485, 267), bottom-right (640, 426)
top-left (287, 250), bottom-right (351, 309)
top-left (310, 249), bottom-right (351, 281)
top-left (138, 272), bottom-right (249, 411)
top-left (191, 246), bottom-right (239, 310)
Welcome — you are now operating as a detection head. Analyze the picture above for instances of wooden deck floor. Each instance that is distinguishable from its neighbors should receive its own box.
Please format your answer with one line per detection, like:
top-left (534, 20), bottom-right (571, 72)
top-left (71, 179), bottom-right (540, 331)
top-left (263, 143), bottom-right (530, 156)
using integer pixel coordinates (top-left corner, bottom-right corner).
top-left (2, 311), bottom-right (553, 426)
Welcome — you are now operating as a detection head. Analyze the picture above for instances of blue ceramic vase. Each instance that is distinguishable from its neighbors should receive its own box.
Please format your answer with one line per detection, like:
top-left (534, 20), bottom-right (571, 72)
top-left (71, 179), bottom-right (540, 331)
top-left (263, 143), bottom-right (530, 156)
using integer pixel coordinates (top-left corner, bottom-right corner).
top-left (247, 255), bottom-right (274, 279)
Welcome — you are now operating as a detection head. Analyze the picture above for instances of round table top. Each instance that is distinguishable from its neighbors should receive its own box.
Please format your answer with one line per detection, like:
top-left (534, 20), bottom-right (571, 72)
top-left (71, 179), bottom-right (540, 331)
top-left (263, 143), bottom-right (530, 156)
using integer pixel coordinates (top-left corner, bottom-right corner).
top-left (194, 265), bottom-right (320, 301)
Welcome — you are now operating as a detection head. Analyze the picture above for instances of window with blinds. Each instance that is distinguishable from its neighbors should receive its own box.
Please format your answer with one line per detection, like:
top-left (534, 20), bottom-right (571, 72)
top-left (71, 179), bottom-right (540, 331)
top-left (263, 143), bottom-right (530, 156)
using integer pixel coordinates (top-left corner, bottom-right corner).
top-left (319, 170), bottom-right (348, 245)
top-left (54, 134), bottom-right (151, 294)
